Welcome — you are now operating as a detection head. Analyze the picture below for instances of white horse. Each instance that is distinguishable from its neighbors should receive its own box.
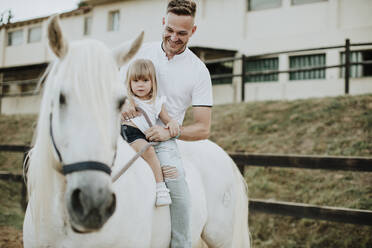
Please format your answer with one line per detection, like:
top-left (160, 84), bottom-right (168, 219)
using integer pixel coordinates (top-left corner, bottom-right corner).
top-left (23, 16), bottom-right (250, 248)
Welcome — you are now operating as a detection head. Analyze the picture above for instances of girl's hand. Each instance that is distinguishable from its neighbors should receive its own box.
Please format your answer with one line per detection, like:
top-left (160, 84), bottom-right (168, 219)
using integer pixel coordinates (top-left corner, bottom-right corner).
top-left (121, 98), bottom-right (140, 121)
top-left (166, 119), bottom-right (180, 138)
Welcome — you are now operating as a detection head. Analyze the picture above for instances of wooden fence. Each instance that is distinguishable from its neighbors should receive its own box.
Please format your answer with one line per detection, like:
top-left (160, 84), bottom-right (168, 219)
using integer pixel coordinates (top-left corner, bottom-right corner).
top-left (231, 153), bottom-right (372, 226)
top-left (205, 39), bottom-right (372, 101)
top-left (1, 145), bottom-right (371, 226)
top-left (0, 145), bottom-right (29, 210)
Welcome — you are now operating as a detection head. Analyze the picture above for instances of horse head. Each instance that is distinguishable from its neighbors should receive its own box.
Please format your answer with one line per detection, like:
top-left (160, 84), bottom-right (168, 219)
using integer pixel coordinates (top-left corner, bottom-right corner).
top-left (44, 15), bottom-right (143, 233)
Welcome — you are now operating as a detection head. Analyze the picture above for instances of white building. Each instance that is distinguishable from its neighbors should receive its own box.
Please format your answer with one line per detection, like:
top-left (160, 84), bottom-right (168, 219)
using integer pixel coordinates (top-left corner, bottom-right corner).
top-left (0, 0), bottom-right (372, 114)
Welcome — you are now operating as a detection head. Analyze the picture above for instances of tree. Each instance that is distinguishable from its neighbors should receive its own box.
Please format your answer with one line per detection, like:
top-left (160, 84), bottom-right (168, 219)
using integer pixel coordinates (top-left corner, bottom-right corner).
top-left (0, 9), bottom-right (14, 25)
top-left (78, 1), bottom-right (89, 8)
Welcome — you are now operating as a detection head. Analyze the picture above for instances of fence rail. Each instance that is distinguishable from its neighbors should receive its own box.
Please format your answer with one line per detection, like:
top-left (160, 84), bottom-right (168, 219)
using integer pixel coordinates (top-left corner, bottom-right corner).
top-left (205, 39), bottom-right (372, 101)
top-left (0, 144), bottom-right (30, 152)
top-left (0, 78), bottom-right (38, 86)
top-left (1, 144), bottom-right (371, 226)
top-left (232, 152), bottom-right (372, 226)
top-left (230, 153), bottom-right (372, 172)
top-left (0, 78), bottom-right (40, 97)
top-left (250, 198), bottom-right (372, 226)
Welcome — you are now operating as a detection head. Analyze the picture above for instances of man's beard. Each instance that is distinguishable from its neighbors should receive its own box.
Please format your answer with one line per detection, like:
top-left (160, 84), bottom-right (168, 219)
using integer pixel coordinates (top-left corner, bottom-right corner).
top-left (165, 38), bottom-right (186, 55)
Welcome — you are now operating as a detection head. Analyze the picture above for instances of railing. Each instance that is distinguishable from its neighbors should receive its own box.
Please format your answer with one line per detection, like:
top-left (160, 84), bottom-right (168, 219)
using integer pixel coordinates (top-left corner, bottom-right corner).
top-left (205, 39), bottom-right (372, 101)
top-left (1, 144), bottom-right (371, 226)
top-left (0, 145), bottom-right (30, 210)
top-left (232, 153), bottom-right (372, 226)
top-left (0, 78), bottom-right (40, 97)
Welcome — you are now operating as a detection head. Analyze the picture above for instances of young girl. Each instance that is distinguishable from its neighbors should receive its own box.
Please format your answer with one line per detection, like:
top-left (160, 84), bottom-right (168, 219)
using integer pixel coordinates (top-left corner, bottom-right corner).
top-left (121, 59), bottom-right (179, 207)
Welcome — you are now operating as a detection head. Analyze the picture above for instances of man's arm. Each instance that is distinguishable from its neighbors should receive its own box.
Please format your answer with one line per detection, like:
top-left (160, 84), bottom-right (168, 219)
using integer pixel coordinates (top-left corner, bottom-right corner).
top-left (145, 106), bottom-right (211, 142)
top-left (178, 106), bottom-right (211, 141)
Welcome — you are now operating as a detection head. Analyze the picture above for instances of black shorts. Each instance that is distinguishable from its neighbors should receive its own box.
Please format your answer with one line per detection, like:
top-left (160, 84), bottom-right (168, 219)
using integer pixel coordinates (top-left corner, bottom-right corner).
top-left (121, 125), bottom-right (148, 144)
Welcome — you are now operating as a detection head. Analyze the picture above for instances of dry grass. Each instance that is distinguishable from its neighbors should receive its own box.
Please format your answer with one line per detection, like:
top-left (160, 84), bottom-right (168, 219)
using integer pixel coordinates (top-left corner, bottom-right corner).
top-left (185, 94), bottom-right (372, 247)
top-left (1, 94), bottom-right (372, 247)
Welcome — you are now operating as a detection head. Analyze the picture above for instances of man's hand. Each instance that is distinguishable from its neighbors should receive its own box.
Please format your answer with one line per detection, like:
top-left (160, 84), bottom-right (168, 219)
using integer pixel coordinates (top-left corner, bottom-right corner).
top-left (121, 99), bottom-right (140, 121)
top-left (166, 119), bottom-right (180, 138)
top-left (145, 125), bottom-right (171, 142)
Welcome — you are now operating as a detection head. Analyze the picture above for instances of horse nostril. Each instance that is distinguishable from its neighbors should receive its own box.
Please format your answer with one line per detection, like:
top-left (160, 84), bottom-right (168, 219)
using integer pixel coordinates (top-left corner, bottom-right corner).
top-left (106, 193), bottom-right (116, 217)
top-left (71, 189), bottom-right (85, 217)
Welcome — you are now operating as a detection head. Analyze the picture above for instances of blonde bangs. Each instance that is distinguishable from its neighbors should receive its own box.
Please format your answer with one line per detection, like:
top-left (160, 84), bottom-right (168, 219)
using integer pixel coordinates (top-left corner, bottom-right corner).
top-left (125, 59), bottom-right (158, 102)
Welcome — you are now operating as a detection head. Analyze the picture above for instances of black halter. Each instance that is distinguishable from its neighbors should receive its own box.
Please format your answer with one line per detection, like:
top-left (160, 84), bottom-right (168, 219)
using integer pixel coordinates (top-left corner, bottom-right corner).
top-left (49, 112), bottom-right (114, 176)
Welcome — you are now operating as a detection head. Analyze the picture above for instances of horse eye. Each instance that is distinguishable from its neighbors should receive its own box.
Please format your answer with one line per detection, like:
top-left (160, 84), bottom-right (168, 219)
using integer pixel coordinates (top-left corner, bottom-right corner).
top-left (60, 93), bottom-right (66, 105)
top-left (117, 97), bottom-right (126, 111)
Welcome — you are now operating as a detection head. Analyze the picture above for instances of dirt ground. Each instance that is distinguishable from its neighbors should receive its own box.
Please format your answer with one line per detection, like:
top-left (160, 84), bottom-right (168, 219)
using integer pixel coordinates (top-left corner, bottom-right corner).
top-left (0, 227), bottom-right (22, 248)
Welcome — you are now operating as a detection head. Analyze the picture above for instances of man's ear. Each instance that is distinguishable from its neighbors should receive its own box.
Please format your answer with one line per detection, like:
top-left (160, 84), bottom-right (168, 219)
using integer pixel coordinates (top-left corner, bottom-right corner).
top-left (162, 17), bottom-right (165, 25)
top-left (191, 25), bottom-right (197, 35)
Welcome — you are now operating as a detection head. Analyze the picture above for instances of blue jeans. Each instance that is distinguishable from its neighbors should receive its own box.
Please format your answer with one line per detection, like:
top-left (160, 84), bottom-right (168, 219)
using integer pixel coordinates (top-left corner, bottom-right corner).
top-left (154, 139), bottom-right (191, 248)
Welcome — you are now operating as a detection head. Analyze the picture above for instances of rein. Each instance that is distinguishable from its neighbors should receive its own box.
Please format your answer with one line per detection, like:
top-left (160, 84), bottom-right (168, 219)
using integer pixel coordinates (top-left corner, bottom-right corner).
top-left (112, 106), bottom-right (158, 182)
top-left (49, 104), bottom-right (159, 182)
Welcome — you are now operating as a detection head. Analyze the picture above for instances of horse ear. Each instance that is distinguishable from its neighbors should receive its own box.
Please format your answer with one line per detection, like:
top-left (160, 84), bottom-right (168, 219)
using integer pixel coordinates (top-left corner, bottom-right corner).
top-left (48, 15), bottom-right (68, 58)
top-left (113, 31), bottom-right (144, 67)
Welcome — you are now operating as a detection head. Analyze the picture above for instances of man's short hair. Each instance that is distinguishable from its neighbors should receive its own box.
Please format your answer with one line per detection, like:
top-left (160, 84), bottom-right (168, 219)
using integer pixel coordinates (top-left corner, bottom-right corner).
top-left (167, 0), bottom-right (196, 17)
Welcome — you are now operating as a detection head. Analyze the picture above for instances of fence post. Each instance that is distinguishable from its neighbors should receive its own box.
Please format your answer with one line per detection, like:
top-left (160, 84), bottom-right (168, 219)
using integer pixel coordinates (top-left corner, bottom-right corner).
top-left (241, 55), bottom-right (246, 102)
top-left (344, 39), bottom-right (350, 95)
top-left (0, 73), bottom-right (3, 114)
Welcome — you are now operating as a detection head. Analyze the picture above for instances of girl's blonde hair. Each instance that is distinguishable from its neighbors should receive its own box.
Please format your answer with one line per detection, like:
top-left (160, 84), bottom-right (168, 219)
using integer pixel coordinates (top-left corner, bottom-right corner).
top-left (125, 59), bottom-right (157, 102)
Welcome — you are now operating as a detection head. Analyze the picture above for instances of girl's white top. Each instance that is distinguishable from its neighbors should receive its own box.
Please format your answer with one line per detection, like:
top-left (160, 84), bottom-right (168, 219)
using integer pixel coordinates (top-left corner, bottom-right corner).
top-left (120, 41), bottom-right (213, 126)
top-left (131, 96), bottom-right (166, 133)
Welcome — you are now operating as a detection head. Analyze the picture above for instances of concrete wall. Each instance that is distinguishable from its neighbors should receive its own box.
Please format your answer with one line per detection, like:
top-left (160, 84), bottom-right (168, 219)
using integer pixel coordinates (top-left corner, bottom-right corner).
top-left (1, 0), bottom-right (372, 114)
top-left (244, 77), bottom-right (372, 102)
top-left (4, 0), bottom-right (371, 66)
top-left (1, 95), bottom-right (41, 115)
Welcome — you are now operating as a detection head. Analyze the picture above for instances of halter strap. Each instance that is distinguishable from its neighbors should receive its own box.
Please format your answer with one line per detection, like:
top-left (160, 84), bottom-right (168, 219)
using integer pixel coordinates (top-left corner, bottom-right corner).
top-left (62, 161), bottom-right (112, 175)
top-left (50, 112), bottom-right (63, 162)
top-left (49, 110), bottom-right (114, 176)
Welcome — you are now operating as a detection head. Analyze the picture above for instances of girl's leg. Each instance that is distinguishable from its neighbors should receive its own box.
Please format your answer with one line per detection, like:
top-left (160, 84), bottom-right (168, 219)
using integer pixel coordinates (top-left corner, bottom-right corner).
top-left (130, 139), bottom-right (163, 183)
top-left (130, 139), bottom-right (171, 207)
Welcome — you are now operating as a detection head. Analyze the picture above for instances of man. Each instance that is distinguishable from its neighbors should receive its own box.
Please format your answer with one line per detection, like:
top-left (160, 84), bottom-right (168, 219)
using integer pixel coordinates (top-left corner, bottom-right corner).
top-left (121, 1), bottom-right (212, 247)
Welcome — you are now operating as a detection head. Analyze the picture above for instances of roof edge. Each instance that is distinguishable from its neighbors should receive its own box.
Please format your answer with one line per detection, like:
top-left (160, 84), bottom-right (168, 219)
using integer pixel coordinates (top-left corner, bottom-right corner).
top-left (0, 6), bottom-right (92, 30)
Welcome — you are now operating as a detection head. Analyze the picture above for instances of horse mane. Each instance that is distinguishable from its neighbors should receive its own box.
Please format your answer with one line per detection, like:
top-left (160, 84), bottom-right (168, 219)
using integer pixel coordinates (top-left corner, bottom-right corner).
top-left (25, 39), bottom-right (124, 231)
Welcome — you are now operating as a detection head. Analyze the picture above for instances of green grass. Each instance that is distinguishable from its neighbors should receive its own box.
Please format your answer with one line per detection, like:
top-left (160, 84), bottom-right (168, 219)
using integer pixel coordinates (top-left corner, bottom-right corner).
top-left (1, 94), bottom-right (372, 247)
top-left (0, 180), bottom-right (24, 230)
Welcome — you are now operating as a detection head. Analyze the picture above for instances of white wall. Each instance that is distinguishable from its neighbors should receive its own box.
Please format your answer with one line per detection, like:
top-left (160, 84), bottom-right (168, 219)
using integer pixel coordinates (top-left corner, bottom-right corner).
top-left (1, 95), bottom-right (41, 115)
top-left (2, 0), bottom-right (372, 64)
top-left (1, 0), bottom-right (372, 114)
top-left (244, 78), bottom-right (372, 102)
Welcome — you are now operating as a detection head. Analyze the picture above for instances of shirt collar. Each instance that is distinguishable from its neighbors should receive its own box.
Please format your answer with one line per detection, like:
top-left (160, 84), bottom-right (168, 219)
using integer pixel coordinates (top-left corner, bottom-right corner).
top-left (160, 41), bottom-right (188, 61)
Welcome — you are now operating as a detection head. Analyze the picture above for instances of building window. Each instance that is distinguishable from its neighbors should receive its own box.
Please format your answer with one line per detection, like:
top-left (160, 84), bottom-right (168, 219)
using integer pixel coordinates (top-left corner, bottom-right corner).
top-left (245, 57), bottom-right (279, 82)
top-left (27, 26), bottom-right (41, 43)
top-left (341, 50), bottom-right (372, 78)
top-left (289, 54), bottom-right (325, 80)
top-left (84, 16), bottom-right (92, 35)
top-left (108, 10), bottom-right (120, 31)
top-left (206, 61), bottom-right (234, 85)
top-left (7, 29), bottom-right (23, 46)
top-left (292, 0), bottom-right (327, 5)
top-left (248, 0), bottom-right (281, 11)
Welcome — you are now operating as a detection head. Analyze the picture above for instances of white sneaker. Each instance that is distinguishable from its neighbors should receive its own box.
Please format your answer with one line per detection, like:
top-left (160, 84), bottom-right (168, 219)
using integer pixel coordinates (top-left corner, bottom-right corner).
top-left (156, 184), bottom-right (172, 207)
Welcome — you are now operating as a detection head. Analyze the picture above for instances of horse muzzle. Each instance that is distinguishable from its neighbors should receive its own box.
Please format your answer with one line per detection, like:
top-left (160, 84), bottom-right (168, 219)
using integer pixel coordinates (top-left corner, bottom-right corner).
top-left (65, 170), bottom-right (116, 233)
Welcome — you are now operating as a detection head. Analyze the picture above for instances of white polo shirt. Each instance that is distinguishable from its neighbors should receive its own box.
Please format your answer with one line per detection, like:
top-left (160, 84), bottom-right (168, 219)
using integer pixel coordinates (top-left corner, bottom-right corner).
top-left (120, 41), bottom-right (213, 125)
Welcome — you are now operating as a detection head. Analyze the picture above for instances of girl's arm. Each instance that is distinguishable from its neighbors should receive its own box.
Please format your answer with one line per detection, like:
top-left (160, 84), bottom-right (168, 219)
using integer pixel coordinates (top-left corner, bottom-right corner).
top-left (159, 105), bottom-right (179, 138)
top-left (121, 97), bottom-right (140, 120)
